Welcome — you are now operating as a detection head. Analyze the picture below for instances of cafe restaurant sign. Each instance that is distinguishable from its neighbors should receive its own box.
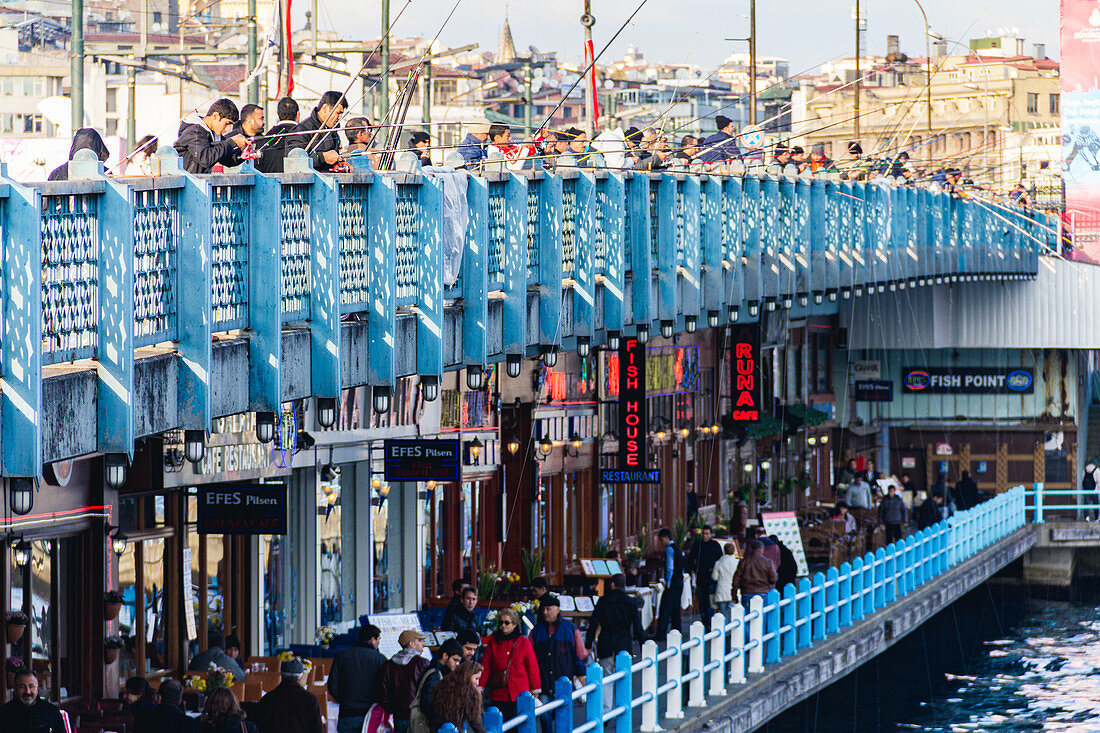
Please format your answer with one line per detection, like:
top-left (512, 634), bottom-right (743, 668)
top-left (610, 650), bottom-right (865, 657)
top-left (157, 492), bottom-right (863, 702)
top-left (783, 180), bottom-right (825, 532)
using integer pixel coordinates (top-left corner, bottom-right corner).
top-left (901, 367), bottom-right (1034, 395)
top-left (729, 325), bottom-right (762, 423)
top-left (602, 336), bottom-right (660, 484)
top-left (384, 439), bottom-right (462, 481)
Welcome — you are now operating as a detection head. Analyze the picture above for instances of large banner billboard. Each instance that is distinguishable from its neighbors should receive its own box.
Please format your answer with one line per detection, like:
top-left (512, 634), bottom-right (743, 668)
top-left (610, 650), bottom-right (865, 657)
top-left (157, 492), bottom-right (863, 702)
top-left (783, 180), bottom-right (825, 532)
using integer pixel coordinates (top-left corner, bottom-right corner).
top-left (1063, 0), bottom-right (1100, 261)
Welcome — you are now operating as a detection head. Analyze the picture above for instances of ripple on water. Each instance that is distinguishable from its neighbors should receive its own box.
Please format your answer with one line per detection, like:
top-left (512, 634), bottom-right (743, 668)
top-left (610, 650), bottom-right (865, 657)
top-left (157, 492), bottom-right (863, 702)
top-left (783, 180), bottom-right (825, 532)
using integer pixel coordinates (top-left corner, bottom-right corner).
top-left (902, 602), bottom-right (1100, 732)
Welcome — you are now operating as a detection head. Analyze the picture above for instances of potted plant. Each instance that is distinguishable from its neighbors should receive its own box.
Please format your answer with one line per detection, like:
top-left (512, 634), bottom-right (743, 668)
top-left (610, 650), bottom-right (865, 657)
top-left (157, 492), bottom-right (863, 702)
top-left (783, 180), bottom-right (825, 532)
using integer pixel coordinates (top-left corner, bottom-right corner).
top-left (315, 625), bottom-right (336, 649)
top-left (4, 657), bottom-right (23, 687)
top-left (6, 611), bottom-right (27, 645)
top-left (104, 590), bottom-right (124, 621)
top-left (520, 547), bottom-right (544, 584)
top-left (104, 636), bottom-right (124, 664)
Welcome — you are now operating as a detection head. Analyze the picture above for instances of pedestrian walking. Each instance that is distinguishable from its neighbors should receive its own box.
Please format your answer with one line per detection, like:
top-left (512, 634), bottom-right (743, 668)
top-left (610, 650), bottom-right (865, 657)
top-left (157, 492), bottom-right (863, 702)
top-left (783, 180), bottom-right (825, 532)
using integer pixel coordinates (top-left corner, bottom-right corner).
top-left (711, 543), bottom-right (739, 620)
top-left (653, 528), bottom-right (684, 641)
top-left (0, 669), bottom-right (67, 732)
top-left (253, 657), bottom-right (324, 733)
top-left (134, 678), bottom-right (200, 733)
top-left (479, 608), bottom-right (541, 721)
top-left (877, 483), bottom-right (908, 543)
top-left (684, 525), bottom-right (723, 626)
top-left (846, 475), bottom-right (873, 509)
top-left (198, 687), bottom-right (258, 733)
top-left (378, 630), bottom-right (432, 733)
top-left (770, 534), bottom-right (798, 591)
top-left (411, 638), bottom-right (464, 733)
top-left (917, 492), bottom-right (945, 531)
top-left (954, 470), bottom-right (982, 511)
top-left (584, 574), bottom-right (643, 710)
top-left (433, 661), bottom-right (487, 733)
top-left (1083, 459), bottom-right (1100, 521)
top-left (328, 624), bottom-right (386, 733)
top-left (528, 596), bottom-right (584, 732)
top-left (931, 473), bottom-right (953, 517)
top-left (731, 540), bottom-right (777, 608)
top-left (457, 629), bottom-right (482, 661)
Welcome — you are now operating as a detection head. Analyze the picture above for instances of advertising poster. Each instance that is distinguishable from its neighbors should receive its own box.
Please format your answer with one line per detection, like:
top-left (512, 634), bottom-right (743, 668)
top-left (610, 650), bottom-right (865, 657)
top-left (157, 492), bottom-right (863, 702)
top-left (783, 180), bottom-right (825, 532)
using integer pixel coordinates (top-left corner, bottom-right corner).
top-left (1063, 0), bottom-right (1100, 261)
top-left (760, 511), bottom-right (809, 578)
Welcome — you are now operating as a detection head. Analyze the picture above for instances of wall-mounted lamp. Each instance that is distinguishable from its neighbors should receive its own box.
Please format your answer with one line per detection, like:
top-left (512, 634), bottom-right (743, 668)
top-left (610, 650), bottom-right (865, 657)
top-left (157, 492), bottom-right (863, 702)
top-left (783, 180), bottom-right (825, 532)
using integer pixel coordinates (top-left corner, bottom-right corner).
top-left (541, 345), bottom-right (558, 368)
top-left (110, 528), bottom-right (129, 558)
top-left (466, 437), bottom-right (483, 463)
top-left (820, 434), bottom-right (829, 444)
top-left (421, 376), bottom-right (440, 402)
top-left (760, 459), bottom-right (772, 471)
top-left (316, 397), bottom-right (337, 429)
top-left (9, 477), bottom-right (34, 516)
top-left (466, 365), bottom-right (485, 391)
top-left (685, 315), bottom-right (697, 334)
top-left (12, 538), bottom-right (31, 568)
top-left (506, 354), bottom-right (523, 379)
top-left (748, 302), bottom-right (760, 318)
top-left (743, 463), bottom-right (754, 473)
top-left (678, 423), bottom-right (691, 440)
top-left (255, 412), bottom-right (276, 444)
top-left (707, 311), bottom-right (720, 329)
top-left (576, 337), bottom-right (591, 358)
top-left (660, 320), bottom-right (674, 339)
top-left (808, 436), bottom-right (817, 446)
top-left (607, 331), bottom-right (621, 351)
top-left (507, 440), bottom-right (520, 455)
top-left (728, 305), bottom-right (739, 322)
top-left (373, 386), bottom-right (392, 415)
top-left (184, 429), bottom-right (206, 464)
top-left (104, 454), bottom-right (129, 489)
top-left (536, 437), bottom-right (553, 460)
top-left (636, 324), bottom-right (649, 345)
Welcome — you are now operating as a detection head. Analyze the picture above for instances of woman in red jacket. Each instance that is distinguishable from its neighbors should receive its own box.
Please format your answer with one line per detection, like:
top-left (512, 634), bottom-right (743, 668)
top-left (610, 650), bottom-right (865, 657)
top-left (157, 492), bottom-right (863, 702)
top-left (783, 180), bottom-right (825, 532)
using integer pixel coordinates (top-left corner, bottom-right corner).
top-left (478, 608), bottom-right (541, 720)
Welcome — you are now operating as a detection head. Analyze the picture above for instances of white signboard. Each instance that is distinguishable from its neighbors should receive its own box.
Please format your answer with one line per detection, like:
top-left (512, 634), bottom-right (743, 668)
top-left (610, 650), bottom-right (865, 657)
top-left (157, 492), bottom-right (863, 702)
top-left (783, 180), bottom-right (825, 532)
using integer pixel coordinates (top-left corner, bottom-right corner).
top-left (368, 612), bottom-right (424, 658)
top-left (852, 360), bottom-right (881, 380)
top-left (761, 511), bottom-right (809, 578)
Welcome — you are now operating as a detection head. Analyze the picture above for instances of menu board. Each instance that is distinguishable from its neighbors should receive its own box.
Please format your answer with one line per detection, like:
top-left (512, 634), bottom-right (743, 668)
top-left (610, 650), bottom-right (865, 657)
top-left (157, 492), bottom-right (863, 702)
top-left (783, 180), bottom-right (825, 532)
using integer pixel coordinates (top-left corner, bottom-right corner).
top-left (760, 511), bottom-right (809, 577)
top-left (368, 612), bottom-right (425, 658)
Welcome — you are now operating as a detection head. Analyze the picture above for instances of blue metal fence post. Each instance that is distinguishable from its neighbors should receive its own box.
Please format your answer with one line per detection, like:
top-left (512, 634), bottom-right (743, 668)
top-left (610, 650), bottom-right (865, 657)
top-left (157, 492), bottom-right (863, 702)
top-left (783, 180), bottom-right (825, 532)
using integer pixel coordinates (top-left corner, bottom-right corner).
top-left (72, 150), bottom-right (135, 457)
top-left (501, 174), bottom-right (528, 365)
top-left (615, 649), bottom-right (633, 733)
top-left (570, 172), bottom-right (596, 352)
top-left (309, 172), bottom-right (342, 405)
top-left (598, 173), bottom-right (625, 345)
top-left (797, 577), bottom-right (812, 648)
top-left (367, 177), bottom-right (396, 405)
top-left (626, 174), bottom-right (654, 336)
top-left (516, 691), bottom-right (537, 733)
top-left (585, 661), bottom-right (603, 730)
top-left (554, 677), bottom-right (574, 733)
top-left (764, 589), bottom-right (781, 663)
top-left (700, 177), bottom-right (723, 324)
top-left (825, 567), bottom-right (840, 633)
top-left (485, 707), bottom-right (504, 733)
top-left (680, 176), bottom-right (702, 330)
top-left (722, 177), bottom-right (744, 320)
top-left (862, 552), bottom-right (875, 615)
top-left (417, 177), bottom-right (444, 391)
top-left (462, 176), bottom-right (489, 374)
top-left (159, 149), bottom-right (215, 433)
top-left (654, 175), bottom-right (677, 332)
top-left (885, 544), bottom-right (897, 603)
top-left (0, 168), bottom-right (41, 477)
top-left (535, 175), bottom-right (563, 355)
top-left (874, 547), bottom-right (886, 608)
top-left (1033, 481), bottom-right (1044, 523)
top-left (811, 573), bottom-right (826, 641)
top-left (850, 557), bottom-right (864, 622)
top-left (741, 175), bottom-right (761, 315)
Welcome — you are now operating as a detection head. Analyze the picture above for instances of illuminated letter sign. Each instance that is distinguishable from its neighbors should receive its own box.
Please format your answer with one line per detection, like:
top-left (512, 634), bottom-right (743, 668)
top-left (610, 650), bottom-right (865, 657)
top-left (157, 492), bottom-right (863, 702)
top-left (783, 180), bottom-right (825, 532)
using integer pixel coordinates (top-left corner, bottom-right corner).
top-left (730, 325), bottom-right (761, 423)
top-left (603, 337), bottom-right (660, 484)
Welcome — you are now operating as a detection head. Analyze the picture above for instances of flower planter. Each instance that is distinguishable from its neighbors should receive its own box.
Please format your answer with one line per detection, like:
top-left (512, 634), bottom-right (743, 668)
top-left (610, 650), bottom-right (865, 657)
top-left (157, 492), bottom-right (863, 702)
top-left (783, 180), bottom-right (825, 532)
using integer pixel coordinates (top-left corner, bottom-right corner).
top-left (6, 623), bottom-right (25, 645)
top-left (105, 602), bottom-right (121, 621)
top-left (104, 647), bottom-right (120, 664)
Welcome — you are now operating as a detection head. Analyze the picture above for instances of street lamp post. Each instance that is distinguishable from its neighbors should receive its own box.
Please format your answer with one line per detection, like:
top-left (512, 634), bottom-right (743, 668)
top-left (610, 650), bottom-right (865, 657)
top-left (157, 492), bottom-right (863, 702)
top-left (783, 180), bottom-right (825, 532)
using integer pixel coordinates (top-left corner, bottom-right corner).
top-left (911, 0), bottom-right (933, 167)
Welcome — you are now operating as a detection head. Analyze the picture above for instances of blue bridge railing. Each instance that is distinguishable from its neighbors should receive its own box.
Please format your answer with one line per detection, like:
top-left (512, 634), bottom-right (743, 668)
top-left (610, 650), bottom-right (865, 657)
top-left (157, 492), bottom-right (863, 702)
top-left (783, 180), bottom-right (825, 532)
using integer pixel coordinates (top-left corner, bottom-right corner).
top-left (441, 486), bottom-right (1027, 733)
top-left (0, 147), bottom-right (1052, 475)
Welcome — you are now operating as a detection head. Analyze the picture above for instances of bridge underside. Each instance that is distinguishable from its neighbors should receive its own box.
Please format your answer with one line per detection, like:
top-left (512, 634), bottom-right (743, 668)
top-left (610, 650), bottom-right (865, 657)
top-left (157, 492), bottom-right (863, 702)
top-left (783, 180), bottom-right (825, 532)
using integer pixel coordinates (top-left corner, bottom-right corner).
top-left (669, 526), bottom-right (1036, 733)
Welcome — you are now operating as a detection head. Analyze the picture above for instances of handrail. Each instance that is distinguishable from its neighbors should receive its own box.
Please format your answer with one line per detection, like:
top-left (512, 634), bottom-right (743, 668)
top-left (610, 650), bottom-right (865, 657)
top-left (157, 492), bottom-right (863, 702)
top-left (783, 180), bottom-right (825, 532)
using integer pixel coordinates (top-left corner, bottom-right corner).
top-left (434, 485), bottom-right (1027, 733)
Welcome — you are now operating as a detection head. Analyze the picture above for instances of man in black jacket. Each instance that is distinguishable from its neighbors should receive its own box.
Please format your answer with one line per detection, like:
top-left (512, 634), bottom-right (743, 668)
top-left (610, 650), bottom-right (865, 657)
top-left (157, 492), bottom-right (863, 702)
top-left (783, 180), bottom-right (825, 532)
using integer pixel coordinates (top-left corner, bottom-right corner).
top-left (440, 585), bottom-right (479, 633)
top-left (653, 527), bottom-right (684, 642)
top-left (585, 574), bottom-right (644, 709)
top-left (0, 670), bottom-right (67, 732)
top-left (684, 525), bottom-right (723, 626)
top-left (415, 638), bottom-right (463, 733)
top-left (256, 96), bottom-right (300, 174)
top-left (328, 624), bottom-right (386, 733)
top-left (917, 493), bottom-right (944, 531)
top-left (134, 678), bottom-right (200, 733)
top-left (284, 90), bottom-right (347, 172)
top-left (173, 98), bottom-right (247, 174)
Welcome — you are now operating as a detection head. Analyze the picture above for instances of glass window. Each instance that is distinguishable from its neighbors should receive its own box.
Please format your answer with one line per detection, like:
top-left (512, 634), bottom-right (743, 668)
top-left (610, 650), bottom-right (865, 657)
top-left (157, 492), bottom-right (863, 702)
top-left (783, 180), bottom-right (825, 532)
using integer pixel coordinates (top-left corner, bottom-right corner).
top-left (372, 487), bottom-right (392, 611)
top-left (106, 88), bottom-right (117, 113)
top-left (1027, 93), bottom-right (1039, 114)
top-left (117, 542), bottom-right (138, 677)
top-left (262, 535), bottom-right (286, 655)
top-left (317, 476), bottom-right (343, 625)
top-left (29, 541), bottom-right (51, 673)
top-left (1050, 93), bottom-right (1060, 115)
top-left (143, 539), bottom-right (167, 673)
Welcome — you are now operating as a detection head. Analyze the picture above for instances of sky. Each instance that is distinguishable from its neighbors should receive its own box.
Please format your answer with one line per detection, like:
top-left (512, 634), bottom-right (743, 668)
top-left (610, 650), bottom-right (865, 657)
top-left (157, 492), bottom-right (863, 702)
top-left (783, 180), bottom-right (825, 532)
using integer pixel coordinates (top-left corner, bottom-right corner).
top-left (298, 0), bottom-right (1060, 75)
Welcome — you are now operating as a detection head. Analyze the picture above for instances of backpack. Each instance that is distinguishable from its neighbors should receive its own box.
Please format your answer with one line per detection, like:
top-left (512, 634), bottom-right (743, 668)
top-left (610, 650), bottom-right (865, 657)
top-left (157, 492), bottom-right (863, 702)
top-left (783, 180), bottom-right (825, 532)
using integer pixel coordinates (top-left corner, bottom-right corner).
top-left (409, 666), bottom-right (441, 733)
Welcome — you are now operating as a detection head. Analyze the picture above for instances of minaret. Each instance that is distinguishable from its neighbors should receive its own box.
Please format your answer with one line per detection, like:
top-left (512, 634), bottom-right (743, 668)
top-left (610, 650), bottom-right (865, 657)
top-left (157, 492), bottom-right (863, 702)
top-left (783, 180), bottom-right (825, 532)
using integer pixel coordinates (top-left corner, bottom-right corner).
top-left (497, 9), bottom-right (517, 64)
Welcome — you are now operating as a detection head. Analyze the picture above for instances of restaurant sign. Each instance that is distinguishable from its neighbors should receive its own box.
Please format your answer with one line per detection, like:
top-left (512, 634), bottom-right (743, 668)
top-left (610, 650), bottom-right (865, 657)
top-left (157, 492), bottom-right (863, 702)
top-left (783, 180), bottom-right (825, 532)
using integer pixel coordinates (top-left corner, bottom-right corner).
top-left (729, 325), bottom-right (762, 423)
top-left (603, 336), bottom-right (660, 484)
top-left (901, 367), bottom-right (1034, 394)
top-left (384, 440), bottom-right (462, 481)
top-left (196, 484), bottom-right (287, 534)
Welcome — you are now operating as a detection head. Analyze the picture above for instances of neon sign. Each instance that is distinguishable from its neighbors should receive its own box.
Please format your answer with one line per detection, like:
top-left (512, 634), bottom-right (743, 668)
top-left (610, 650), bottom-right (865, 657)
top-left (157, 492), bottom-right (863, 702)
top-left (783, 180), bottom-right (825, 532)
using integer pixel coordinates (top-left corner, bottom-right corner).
top-left (730, 325), bottom-right (761, 423)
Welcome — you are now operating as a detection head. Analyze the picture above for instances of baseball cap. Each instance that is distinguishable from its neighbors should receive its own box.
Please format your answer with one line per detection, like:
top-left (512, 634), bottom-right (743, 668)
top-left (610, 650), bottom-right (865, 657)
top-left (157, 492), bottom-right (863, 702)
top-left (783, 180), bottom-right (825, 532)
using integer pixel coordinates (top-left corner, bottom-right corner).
top-left (398, 629), bottom-right (427, 648)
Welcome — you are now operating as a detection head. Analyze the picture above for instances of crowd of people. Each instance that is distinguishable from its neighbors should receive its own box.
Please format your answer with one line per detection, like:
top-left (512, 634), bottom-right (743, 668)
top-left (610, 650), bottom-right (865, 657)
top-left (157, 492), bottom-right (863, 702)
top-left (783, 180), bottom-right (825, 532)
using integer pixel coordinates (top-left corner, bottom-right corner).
top-left (39, 93), bottom-right (1035, 209)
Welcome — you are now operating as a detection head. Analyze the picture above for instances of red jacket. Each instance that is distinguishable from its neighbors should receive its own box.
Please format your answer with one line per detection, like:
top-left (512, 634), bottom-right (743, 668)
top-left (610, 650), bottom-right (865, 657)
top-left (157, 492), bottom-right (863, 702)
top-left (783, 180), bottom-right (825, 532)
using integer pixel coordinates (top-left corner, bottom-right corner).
top-left (478, 633), bottom-right (541, 703)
